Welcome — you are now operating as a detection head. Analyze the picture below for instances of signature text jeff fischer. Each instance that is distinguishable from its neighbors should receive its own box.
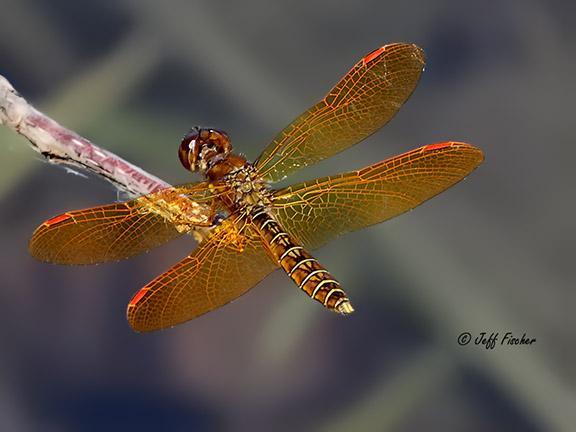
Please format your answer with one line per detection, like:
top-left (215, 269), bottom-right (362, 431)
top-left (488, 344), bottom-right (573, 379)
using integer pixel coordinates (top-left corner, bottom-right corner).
top-left (457, 332), bottom-right (536, 350)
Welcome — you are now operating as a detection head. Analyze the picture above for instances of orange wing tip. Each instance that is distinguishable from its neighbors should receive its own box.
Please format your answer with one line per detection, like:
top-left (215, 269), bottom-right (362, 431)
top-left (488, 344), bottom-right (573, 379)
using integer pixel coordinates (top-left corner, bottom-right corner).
top-left (423, 141), bottom-right (483, 153)
top-left (362, 46), bottom-right (387, 65)
top-left (423, 142), bottom-right (455, 151)
top-left (128, 287), bottom-right (151, 307)
top-left (361, 43), bottom-right (424, 66)
top-left (422, 142), bottom-right (485, 169)
top-left (127, 289), bottom-right (152, 333)
top-left (44, 213), bottom-right (72, 227)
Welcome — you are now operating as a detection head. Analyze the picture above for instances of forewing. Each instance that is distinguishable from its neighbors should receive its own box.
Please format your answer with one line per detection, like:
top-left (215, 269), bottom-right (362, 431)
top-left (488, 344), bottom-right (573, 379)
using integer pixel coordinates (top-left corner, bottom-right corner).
top-left (127, 218), bottom-right (277, 332)
top-left (272, 142), bottom-right (484, 250)
top-left (256, 43), bottom-right (425, 182)
top-left (29, 182), bottom-right (213, 264)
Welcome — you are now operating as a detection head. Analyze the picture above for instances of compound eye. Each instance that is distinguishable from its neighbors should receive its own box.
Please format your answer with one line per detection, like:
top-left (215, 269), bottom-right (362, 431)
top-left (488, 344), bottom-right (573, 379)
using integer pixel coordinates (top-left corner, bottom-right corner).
top-left (208, 129), bottom-right (231, 153)
top-left (210, 128), bottom-right (228, 139)
top-left (178, 129), bottom-right (200, 171)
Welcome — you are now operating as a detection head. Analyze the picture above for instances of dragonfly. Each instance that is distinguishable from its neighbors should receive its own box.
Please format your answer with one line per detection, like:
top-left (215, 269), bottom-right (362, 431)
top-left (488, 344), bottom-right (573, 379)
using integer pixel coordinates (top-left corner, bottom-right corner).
top-left (29, 43), bottom-right (484, 332)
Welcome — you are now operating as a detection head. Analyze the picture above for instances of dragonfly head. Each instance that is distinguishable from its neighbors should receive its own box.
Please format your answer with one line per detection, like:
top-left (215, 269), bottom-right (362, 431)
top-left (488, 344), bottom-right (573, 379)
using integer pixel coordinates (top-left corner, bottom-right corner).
top-left (179, 127), bottom-right (232, 172)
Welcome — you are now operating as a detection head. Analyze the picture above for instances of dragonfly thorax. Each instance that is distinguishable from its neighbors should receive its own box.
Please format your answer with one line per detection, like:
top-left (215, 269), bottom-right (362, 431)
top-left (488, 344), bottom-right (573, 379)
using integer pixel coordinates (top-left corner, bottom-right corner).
top-left (223, 163), bottom-right (272, 211)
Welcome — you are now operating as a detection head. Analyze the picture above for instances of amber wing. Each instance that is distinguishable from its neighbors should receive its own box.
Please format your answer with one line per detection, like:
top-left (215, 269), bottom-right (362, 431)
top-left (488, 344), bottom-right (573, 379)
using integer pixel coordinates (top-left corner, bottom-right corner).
top-left (127, 217), bottom-right (277, 332)
top-left (256, 43), bottom-right (425, 183)
top-left (29, 183), bottom-right (213, 264)
top-left (272, 142), bottom-right (484, 250)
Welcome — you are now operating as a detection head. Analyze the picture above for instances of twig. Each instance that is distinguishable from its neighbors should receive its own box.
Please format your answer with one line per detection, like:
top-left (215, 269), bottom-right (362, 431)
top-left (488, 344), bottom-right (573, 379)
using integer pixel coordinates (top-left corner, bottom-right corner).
top-left (0, 74), bottom-right (211, 234)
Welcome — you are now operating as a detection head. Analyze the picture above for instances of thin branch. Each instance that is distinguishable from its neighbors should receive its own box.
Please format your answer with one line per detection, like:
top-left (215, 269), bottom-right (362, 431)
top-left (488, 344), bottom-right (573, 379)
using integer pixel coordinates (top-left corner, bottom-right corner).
top-left (0, 74), bottom-right (211, 235)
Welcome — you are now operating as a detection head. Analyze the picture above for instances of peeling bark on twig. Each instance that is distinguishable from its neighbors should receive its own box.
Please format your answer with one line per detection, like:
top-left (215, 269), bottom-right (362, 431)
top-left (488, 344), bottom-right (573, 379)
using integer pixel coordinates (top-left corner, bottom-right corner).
top-left (0, 74), bottom-right (211, 236)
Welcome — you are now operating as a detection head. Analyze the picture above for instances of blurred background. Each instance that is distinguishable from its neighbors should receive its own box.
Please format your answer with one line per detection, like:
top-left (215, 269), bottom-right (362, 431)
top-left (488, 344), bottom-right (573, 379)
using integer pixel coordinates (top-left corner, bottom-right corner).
top-left (1, 0), bottom-right (574, 430)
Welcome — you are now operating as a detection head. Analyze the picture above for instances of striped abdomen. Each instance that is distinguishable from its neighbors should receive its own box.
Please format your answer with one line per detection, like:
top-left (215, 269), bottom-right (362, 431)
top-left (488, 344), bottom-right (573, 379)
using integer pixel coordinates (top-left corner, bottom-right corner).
top-left (251, 208), bottom-right (354, 314)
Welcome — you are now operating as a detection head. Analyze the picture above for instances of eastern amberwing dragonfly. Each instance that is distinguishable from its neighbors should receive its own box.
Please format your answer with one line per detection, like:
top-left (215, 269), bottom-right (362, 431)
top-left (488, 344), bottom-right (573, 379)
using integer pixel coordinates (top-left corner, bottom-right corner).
top-left (30, 44), bottom-right (483, 332)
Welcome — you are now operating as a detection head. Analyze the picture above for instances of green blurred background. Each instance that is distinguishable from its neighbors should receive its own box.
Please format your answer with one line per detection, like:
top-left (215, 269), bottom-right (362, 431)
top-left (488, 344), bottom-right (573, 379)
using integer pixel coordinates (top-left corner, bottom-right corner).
top-left (0, 0), bottom-right (574, 431)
